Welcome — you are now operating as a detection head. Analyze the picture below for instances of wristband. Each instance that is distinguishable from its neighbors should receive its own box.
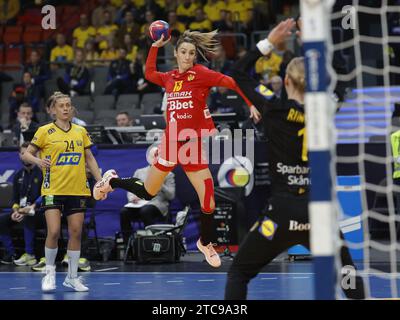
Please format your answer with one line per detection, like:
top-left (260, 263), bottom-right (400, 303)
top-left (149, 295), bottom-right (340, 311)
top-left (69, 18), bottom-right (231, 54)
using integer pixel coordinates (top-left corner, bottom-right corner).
top-left (256, 38), bottom-right (275, 56)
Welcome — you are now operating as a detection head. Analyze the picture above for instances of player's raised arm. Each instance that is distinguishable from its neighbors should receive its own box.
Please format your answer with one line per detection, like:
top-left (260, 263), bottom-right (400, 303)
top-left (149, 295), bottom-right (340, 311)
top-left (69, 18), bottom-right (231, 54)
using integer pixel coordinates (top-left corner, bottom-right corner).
top-left (144, 34), bottom-right (171, 87)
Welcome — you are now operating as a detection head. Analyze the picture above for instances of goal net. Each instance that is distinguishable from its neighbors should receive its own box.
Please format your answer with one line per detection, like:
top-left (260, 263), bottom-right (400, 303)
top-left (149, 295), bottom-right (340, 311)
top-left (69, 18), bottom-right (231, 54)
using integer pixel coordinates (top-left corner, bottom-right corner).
top-left (302, 0), bottom-right (400, 299)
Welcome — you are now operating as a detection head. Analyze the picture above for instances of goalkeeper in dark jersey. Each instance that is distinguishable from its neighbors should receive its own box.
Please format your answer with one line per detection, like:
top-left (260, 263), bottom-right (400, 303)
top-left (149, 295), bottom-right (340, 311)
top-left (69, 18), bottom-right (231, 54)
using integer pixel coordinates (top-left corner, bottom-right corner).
top-left (224, 19), bottom-right (365, 300)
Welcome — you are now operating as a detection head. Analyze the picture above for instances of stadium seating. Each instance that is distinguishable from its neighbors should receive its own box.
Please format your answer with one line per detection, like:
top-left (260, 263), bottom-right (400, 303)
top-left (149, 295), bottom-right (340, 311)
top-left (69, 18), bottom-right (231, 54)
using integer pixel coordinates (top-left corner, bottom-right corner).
top-left (77, 110), bottom-right (94, 124)
top-left (36, 112), bottom-right (49, 124)
top-left (140, 93), bottom-right (163, 114)
top-left (94, 109), bottom-right (119, 126)
top-left (116, 94), bottom-right (140, 110)
top-left (44, 79), bottom-right (59, 98)
top-left (3, 26), bottom-right (23, 45)
top-left (91, 95), bottom-right (116, 110)
top-left (92, 67), bottom-right (109, 95)
top-left (72, 96), bottom-right (92, 111)
top-left (5, 47), bottom-right (23, 66)
top-left (22, 26), bottom-right (43, 44)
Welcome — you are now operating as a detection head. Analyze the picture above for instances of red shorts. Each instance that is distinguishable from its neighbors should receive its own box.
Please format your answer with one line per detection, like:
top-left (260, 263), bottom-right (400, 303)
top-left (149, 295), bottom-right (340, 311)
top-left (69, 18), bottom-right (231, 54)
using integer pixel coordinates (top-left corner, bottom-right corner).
top-left (153, 137), bottom-right (208, 172)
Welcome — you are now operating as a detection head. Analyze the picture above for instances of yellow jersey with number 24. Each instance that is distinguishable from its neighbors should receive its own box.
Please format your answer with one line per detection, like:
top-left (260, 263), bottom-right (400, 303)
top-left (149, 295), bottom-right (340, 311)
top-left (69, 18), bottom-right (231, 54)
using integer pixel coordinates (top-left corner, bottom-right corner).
top-left (31, 121), bottom-right (93, 196)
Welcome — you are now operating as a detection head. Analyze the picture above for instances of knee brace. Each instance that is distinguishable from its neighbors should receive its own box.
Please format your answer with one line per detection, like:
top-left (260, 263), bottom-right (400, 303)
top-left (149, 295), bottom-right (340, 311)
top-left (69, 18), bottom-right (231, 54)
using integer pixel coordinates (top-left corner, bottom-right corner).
top-left (201, 178), bottom-right (215, 213)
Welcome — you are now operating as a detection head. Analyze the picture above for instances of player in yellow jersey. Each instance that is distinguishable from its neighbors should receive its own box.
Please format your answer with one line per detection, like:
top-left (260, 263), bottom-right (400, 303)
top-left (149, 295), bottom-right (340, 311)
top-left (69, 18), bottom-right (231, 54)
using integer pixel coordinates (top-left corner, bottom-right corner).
top-left (22, 92), bottom-right (102, 292)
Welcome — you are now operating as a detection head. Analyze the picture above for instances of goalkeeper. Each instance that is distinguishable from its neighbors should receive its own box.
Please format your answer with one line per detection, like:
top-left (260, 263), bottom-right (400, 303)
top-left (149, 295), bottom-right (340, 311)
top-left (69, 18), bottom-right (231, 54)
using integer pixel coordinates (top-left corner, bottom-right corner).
top-left (224, 19), bottom-right (365, 300)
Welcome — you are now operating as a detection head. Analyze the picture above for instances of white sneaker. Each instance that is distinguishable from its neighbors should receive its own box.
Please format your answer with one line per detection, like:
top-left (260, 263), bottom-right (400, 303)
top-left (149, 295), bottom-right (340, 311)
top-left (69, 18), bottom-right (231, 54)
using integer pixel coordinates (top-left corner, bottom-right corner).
top-left (63, 276), bottom-right (89, 292)
top-left (93, 169), bottom-right (119, 200)
top-left (14, 253), bottom-right (37, 266)
top-left (41, 265), bottom-right (56, 292)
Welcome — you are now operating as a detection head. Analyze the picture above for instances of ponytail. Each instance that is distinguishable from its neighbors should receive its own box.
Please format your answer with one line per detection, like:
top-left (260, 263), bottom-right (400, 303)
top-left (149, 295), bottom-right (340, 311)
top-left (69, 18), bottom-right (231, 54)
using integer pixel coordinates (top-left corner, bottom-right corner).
top-left (176, 30), bottom-right (220, 61)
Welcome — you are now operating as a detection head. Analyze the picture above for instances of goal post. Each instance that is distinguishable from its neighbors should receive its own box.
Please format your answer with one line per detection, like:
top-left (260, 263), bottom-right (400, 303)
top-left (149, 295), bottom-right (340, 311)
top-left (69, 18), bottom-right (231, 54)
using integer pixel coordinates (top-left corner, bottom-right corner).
top-left (300, 0), bottom-right (338, 300)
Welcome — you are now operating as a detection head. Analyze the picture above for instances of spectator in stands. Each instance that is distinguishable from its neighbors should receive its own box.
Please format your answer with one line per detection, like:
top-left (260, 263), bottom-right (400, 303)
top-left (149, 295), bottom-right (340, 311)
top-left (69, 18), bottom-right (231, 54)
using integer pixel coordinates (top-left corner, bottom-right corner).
top-left (57, 49), bottom-right (90, 97)
top-left (99, 38), bottom-right (119, 66)
top-left (255, 51), bottom-right (283, 82)
top-left (115, 111), bottom-right (135, 143)
top-left (117, 11), bottom-right (141, 47)
top-left (163, 0), bottom-right (179, 13)
top-left (239, 8), bottom-right (256, 37)
top-left (92, 0), bottom-right (117, 29)
top-left (213, 9), bottom-right (234, 32)
top-left (23, 50), bottom-right (50, 98)
top-left (84, 39), bottom-right (101, 68)
top-left (8, 72), bottom-right (41, 126)
top-left (164, 29), bottom-right (180, 69)
top-left (204, 0), bottom-right (227, 24)
top-left (72, 14), bottom-right (96, 50)
top-left (189, 8), bottom-right (212, 32)
top-left (71, 106), bottom-right (87, 127)
top-left (116, 111), bottom-right (133, 127)
top-left (115, 0), bottom-right (140, 26)
top-left (119, 146), bottom-right (175, 244)
top-left (0, 142), bottom-right (44, 266)
top-left (237, 46), bottom-right (247, 59)
top-left (0, 0), bottom-right (20, 25)
top-left (140, 10), bottom-right (155, 37)
top-left (137, 0), bottom-right (162, 24)
top-left (50, 33), bottom-right (74, 68)
top-left (122, 34), bottom-right (139, 61)
top-left (96, 10), bottom-right (118, 52)
top-left (209, 87), bottom-right (230, 114)
top-left (104, 48), bottom-right (132, 96)
top-left (210, 46), bottom-right (233, 75)
top-left (176, 0), bottom-right (198, 24)
top-left (12, 103), bottom-right (39, 145)
top-left (279, 50), bottom-right (296, 80)
top-left (227, 0), bottom-right (253, 24)
top-left (269, 75), bottom-right (283, 100)
top-left (129, 50), bottom-right (160, 94)
top-left (167, 11), bottom-right (185, 34)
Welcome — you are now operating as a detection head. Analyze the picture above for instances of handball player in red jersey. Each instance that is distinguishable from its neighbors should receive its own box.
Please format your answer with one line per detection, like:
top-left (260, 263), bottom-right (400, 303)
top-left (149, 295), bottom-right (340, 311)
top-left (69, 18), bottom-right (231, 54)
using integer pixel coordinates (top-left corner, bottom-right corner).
top-left (94, 30), bottom-right (261, 268)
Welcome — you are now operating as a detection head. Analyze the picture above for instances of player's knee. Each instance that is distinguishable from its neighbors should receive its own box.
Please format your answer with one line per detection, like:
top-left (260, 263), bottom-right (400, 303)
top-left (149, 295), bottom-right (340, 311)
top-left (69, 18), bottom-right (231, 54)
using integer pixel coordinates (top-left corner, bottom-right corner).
top-left (47, 229), bottom-right (60, 241)
top-left (68, 227), bottom-right (82, 239)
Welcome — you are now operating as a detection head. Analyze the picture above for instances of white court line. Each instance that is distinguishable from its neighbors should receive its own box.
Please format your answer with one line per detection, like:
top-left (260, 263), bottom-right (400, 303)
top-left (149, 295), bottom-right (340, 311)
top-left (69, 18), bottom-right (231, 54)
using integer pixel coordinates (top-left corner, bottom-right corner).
top-left (104, 283), bottom-right (120, 286)
top-left (9, 287), bottom-right (26, 290)
top-left (261, 277), bottom-right (278, 280)
top-left (94, 267), bottom-right (119, 272)
top-left (135, 281), bottom-right (152, 284)
top-left (167, 280), bottom-right (184, 283)
top-left (291, 277), bottom-right (311, 279)
top-left (197, 279), bottom-right (215, 282)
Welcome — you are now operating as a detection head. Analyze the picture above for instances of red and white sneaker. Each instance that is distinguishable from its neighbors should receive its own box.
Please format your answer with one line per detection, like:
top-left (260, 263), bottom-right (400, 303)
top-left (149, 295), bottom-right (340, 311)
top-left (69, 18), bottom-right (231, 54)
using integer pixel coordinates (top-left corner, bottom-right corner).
top-left (196, 239), bottom-right (221, 268)
top-left (93, 169), bottom-right (119, 200)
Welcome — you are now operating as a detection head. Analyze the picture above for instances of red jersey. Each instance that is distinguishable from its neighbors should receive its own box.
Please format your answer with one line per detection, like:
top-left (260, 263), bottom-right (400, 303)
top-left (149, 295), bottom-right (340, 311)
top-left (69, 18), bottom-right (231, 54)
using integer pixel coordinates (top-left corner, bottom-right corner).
top-left (145, 46), bottom-right (253, 141)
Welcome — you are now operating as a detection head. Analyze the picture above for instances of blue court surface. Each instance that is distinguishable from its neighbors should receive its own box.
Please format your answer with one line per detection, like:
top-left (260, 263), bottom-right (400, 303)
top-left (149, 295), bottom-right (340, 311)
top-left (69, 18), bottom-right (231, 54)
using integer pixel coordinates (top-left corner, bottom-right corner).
top-left (0, 271), bottom-right (315, 300)
top-left (0, 263), bottom-right (399, 300)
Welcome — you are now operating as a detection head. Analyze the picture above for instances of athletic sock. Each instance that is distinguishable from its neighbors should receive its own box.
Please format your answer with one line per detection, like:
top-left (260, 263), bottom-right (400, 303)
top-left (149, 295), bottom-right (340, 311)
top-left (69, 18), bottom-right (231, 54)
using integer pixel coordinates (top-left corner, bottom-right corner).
top-left (45, 247), bottom-right (58, 266)
top-left (200, 212), bottom-right (215, 245)
top-left (67, 250), bottom-right (80, 279)
top-left (110, 177), bottom-right (155, 200)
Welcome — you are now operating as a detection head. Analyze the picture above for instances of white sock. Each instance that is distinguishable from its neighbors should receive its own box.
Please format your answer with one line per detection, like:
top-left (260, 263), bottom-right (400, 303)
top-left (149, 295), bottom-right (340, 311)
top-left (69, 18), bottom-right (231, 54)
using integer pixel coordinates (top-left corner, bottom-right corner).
top-left (67, 250), bottom-right (80, 279)
top-left (45, 247), bottom-right (58, 266)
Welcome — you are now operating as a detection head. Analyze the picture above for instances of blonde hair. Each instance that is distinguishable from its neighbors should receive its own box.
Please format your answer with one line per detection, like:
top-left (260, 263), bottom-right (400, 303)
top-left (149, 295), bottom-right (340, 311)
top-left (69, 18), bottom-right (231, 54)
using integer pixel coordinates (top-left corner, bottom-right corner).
top-left (47, 91), bottom-right (70, 109)
top-left (286, 57), bottom-right (305, 92)
top-left (176, 30), bottom-right (220, 61)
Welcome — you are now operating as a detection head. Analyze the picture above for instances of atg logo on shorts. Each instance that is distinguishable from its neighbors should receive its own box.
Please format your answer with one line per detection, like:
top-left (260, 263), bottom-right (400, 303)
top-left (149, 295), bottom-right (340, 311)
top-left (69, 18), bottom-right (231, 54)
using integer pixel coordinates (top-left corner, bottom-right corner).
top-left (56, 153), bottom-right (82, 166)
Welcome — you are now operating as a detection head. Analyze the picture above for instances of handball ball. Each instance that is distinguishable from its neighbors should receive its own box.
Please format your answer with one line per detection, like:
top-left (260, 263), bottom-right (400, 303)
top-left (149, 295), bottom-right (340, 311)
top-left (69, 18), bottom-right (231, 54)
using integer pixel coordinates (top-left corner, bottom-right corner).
top-left (149, 20), bottom-right (171, 41)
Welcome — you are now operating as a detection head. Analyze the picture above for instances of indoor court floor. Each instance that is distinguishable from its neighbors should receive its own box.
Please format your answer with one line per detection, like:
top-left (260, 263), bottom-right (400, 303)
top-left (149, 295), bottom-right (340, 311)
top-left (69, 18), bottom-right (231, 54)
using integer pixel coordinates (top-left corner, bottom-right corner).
top-left (0, 252), bottom-right (398, 300)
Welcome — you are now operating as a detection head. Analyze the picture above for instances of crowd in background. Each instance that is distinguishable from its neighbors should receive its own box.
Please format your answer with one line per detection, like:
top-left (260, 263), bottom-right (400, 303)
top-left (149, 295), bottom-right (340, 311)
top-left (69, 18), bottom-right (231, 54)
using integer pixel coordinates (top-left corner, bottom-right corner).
top-left (0, 0), bottom-right (299, 139)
